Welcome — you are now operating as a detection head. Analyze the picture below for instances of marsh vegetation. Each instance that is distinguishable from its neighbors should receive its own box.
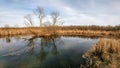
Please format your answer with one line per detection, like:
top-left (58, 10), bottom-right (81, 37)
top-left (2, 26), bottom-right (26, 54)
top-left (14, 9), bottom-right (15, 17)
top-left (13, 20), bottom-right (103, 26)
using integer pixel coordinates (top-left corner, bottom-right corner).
top-left (0, 25), bottom-right (120, 38)
top-left (83, 38), bottom-right (120, 68)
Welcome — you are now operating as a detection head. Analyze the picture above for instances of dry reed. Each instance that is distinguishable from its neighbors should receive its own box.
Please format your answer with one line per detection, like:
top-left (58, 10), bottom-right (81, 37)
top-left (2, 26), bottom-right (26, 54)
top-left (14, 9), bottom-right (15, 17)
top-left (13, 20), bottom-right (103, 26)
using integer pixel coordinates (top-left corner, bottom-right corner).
top-left (83, 38), bottom-right (120, 68)
top-left (0, 27), bottom-right (119, 38)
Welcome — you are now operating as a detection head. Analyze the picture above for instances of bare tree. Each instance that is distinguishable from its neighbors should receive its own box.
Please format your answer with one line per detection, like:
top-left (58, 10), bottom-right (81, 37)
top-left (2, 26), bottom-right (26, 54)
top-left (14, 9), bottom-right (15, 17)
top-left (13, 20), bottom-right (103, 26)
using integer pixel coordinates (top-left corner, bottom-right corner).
top-left (43, 11), bottom-right (64, 35)
top-left (34, 6), bottom-right (45, 27)
top-left (24, 14), bottom-right (33, 27)
top-left (51, 11), bottom-right (59, 26)
top-left (51, 11), bottom-right (64, 26)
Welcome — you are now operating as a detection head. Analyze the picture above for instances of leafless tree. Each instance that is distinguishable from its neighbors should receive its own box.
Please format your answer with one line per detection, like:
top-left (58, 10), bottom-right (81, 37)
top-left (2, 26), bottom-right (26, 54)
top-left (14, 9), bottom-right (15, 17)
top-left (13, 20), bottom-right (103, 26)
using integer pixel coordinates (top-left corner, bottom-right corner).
top-left (51, 11), bottom-right (64, 26)
top-left (24, 14), bottom-right (33, 27)
top-left (51, 11), bottom-right (59, 26)
top-left (42, 11), bottom-right (64, 35)
top-left (34, 6), bottom-right (45, 27)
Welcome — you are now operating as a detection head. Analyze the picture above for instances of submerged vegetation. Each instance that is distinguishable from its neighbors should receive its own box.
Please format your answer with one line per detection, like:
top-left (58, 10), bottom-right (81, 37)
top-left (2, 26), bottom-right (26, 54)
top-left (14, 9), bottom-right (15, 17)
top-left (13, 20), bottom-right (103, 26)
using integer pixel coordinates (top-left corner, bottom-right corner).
top-left (83, 38), bottom-right (120, 68)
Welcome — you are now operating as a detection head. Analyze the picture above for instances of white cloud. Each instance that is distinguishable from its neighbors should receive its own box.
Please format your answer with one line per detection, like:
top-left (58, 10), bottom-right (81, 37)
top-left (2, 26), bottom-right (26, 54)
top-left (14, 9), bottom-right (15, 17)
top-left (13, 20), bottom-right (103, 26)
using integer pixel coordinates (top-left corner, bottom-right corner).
top-left (0, 6), bottom-right (36, 27)
top-left (63, 14), bottom-right (98, 25)
top-left (48, 1), bottom-right (120, 26)
top-left (64, 13), bottom-right (120, 26)
top-left (111, 1), bottom-right (120, 12)
top-left (0, 0), bottom-right (120, 27)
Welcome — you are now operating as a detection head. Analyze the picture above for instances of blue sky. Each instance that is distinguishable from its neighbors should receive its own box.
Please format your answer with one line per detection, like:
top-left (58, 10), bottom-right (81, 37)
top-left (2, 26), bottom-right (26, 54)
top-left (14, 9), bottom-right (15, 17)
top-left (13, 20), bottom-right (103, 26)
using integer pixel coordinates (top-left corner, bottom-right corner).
top-left (0, 0), bottom-right (120, 27)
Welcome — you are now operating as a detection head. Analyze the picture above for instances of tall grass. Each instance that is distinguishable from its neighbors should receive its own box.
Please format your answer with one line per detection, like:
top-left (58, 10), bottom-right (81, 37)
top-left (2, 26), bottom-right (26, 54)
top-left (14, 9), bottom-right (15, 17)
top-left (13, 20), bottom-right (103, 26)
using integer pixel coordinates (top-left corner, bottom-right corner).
top-left (83, 38), bottom-right (120, 68)
top-left (0, 26), bottom-right (119, 37)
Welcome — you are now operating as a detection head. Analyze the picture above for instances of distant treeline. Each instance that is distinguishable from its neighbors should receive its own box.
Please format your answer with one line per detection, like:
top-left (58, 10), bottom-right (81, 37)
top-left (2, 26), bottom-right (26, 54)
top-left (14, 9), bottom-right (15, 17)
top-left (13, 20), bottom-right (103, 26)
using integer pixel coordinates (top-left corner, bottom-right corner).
top-left (0, 25), bottom-right (120, 31)
top-left (59, 25), bottom-right (120, 31)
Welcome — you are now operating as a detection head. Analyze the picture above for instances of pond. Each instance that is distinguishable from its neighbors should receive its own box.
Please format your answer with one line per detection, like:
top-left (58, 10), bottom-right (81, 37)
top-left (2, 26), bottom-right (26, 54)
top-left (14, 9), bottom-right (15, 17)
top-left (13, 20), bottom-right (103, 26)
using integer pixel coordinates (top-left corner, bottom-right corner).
top-left (0, 36), bottom-right (98, 68)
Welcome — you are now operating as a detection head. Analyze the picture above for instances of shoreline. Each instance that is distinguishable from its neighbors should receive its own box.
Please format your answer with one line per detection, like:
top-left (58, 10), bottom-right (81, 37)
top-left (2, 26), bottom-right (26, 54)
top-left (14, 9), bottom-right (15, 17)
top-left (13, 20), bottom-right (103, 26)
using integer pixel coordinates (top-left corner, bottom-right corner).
top-left (0, 27), bottom-right (119, 38)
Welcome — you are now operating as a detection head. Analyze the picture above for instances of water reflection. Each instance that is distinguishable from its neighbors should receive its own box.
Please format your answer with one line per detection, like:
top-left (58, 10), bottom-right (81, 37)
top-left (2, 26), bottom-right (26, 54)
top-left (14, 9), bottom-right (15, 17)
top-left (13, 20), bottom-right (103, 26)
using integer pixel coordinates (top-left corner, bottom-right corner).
top-left (0, 36), bottom-right (97, 68)
top-left (26, 36), bottom-right (60, 62)
top-left (6, 37), bottom-right (11, 43)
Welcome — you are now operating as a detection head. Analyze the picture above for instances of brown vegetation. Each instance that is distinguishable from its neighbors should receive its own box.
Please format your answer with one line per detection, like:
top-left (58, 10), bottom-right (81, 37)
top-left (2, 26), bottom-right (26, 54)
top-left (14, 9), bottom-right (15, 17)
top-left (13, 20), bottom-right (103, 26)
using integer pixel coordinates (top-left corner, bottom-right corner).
top-left (83, 38), bottom-right (120, 68)
top-left (0, 25), bottom-right (119, 38)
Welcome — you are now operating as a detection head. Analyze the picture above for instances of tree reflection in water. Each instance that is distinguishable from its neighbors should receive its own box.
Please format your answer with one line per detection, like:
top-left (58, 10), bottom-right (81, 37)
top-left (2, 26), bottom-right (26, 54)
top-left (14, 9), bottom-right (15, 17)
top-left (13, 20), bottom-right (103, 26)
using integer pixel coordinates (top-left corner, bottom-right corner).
top-left (0, 36), bottom-right (97, 68)
top-left (2, 35), bottom-right (60, 58)
top-left (6, 37), bottom-right (11, 43)
top-left (15, 36), bottom-right (61, 68)
top-left (36, 36), bottom-right (60, 60)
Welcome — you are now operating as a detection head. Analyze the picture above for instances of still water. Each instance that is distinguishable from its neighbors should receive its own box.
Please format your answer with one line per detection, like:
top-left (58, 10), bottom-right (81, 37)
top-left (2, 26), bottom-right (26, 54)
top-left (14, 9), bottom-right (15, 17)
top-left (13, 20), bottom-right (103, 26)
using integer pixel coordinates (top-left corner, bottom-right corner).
top-left (0, 36), bottom-right (98, 68)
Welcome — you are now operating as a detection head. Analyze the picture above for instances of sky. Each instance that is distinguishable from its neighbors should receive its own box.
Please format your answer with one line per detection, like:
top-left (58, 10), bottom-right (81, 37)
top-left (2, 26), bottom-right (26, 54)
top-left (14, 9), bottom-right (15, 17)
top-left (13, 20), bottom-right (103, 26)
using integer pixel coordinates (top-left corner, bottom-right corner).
top-left (0, 0), bottom-right (120, 27)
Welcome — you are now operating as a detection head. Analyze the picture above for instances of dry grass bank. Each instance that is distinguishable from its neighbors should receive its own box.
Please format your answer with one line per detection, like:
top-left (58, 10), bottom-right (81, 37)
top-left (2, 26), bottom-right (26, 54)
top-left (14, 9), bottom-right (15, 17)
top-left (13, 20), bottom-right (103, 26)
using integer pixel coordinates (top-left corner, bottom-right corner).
top-left (0, 26), bottom-right (120, 38)
top-left (83, 38), bottom-right (120, 68)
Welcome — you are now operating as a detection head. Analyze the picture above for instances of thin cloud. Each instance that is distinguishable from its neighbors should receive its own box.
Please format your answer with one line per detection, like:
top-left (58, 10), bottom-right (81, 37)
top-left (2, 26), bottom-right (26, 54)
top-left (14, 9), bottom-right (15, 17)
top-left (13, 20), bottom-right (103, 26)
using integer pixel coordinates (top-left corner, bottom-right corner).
top-left (0, 0), bottom-right (120, 27)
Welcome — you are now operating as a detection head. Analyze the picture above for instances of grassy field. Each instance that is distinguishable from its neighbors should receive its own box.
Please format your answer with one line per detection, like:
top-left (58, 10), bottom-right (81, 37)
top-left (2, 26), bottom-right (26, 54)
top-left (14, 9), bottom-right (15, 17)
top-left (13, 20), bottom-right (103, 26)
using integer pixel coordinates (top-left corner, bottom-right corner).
top-left (0, 26), bottom-right (120, 38)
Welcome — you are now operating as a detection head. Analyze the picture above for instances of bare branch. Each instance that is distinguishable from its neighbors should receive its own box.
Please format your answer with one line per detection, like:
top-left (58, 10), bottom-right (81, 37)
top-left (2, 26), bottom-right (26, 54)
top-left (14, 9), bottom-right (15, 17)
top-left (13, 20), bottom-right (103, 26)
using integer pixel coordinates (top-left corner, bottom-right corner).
top-left (24, 14), bottom-right (33, 27)
top-left (51, 11), bottom-right (64, 26)
top-left (43, 21), bottom-right (51, 27)
top-left (34, 6), bottom-right (45, 27)
top-left (51, 11), bottom-right (59, 26)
